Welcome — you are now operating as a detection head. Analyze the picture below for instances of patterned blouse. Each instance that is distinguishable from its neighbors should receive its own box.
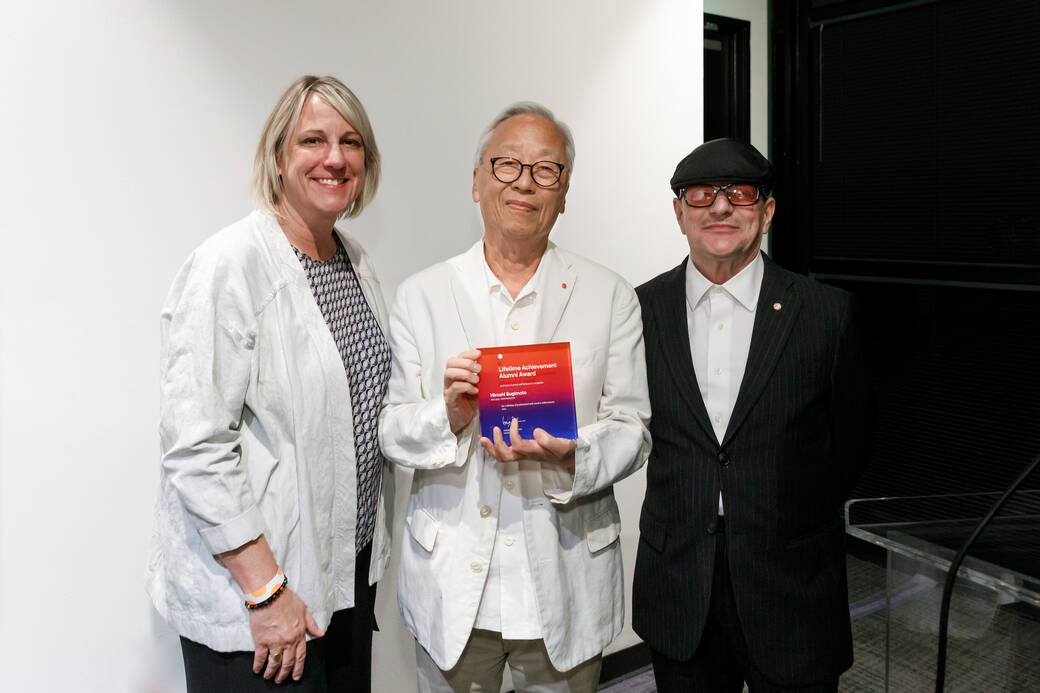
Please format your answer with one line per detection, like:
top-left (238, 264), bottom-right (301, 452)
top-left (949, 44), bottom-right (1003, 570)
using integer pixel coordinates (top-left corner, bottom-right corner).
top-left (294, 237), bottom-right (391, 553)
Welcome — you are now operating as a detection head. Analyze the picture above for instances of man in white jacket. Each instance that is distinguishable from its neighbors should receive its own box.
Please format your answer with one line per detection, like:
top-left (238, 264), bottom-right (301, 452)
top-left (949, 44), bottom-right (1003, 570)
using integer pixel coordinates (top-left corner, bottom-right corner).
top-left (379, 102), bottom-right (651, 692)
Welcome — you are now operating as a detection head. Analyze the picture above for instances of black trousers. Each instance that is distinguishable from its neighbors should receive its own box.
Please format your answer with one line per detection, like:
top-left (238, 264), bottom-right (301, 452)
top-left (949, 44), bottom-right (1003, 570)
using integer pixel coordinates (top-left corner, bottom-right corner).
top-left (650, 519), bottom-right (838, 693)
top-left (181, 542), bottom-right (376, 693)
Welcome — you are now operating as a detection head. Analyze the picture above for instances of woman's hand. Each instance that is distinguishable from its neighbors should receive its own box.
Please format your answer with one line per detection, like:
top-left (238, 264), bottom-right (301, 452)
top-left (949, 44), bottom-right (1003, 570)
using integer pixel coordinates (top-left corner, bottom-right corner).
top-left (481, 417), bottom-right (576, 470)
top-left (218, 535), bottom-right (324, 683)
top-left (249, 588), bottom-right (324, 683)
top-left (443, 349), bottom-right (482, 433)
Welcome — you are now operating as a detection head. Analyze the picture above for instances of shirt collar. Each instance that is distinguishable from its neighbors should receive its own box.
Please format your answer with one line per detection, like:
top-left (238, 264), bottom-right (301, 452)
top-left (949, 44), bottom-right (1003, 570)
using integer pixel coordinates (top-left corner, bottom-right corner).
top-left (480, 240), bottom-right (547, 302)
top-left (686, 252), bottom-right (764, 312)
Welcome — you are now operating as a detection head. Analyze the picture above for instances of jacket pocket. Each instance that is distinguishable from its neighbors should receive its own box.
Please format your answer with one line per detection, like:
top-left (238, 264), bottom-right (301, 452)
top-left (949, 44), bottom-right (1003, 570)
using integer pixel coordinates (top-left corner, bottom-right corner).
top-left (638, 511), bottom-right (667, 552)
top-left (586, 503), bottom-right (621, 553)
top-left (406, 507), bottom-right (439, 553)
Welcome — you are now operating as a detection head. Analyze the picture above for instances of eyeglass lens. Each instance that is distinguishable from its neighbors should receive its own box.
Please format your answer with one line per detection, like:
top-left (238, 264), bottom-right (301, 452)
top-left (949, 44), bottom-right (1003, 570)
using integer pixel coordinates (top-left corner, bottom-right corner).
top-left (492, 157), bottom-right (562, 186)
top-left (683, 184), bottom-right (760, 207)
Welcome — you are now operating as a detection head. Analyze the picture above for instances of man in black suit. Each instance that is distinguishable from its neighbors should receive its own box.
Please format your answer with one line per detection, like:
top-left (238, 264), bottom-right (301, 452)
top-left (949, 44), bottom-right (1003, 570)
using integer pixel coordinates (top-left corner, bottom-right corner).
top-left (632, 139), bottom-right (872, 692)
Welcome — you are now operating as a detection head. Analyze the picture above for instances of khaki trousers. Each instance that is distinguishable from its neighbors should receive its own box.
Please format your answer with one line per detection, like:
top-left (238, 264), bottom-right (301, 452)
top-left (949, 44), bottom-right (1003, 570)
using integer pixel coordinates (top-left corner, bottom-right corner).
top-left (415, 629), bottom-right (602, 693)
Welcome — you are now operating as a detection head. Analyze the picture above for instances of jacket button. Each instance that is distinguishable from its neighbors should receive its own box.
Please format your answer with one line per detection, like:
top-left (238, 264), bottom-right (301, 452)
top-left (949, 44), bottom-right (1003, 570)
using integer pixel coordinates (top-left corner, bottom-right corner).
top-left (470, 561), bottom-right (483, 573)
top-left (479, 505), bottom-right (492, 518)
top-left (707, 521), bottom-right (718, 535)
top-left (718, 452), bottom-right (731, 467)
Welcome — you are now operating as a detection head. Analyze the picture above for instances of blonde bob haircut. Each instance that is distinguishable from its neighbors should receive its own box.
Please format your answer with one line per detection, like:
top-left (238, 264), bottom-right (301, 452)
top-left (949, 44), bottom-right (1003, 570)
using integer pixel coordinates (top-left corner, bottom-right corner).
top-left (252, 75), bottom-right (381, 220)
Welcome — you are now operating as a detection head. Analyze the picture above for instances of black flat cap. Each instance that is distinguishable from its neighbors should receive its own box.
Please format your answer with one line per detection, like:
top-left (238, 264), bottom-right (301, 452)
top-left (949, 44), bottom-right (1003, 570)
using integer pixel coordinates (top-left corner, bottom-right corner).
top-left (670, 138), bottom-right (774, 195)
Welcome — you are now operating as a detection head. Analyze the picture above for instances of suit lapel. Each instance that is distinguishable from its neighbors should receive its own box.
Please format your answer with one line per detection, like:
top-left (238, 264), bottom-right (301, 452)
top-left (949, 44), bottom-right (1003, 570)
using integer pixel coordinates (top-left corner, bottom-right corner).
top-left (655, 260), bottom-right (716, 442)
top-left (447, 248), bottom-right (495, 349)
top-left (533, 244), bottom-right (578, 341)
top-left (722, 254), bottom-right (799, 447)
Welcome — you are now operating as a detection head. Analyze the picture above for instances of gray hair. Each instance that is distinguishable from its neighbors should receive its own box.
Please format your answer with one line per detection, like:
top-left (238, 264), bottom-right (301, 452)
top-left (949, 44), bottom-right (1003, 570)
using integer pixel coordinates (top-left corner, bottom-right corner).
top-left (473, 101), bottom-right (575, 174)
top-left (251, 75), bottom-right (381, 220)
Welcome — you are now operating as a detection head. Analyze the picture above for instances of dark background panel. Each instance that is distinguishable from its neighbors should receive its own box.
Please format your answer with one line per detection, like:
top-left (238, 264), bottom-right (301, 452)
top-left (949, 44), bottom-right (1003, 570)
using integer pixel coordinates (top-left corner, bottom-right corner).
top-left (809, 0), bottom-right (1040, 267)
top-left (812, 7), bottom-right (938, 262)
top-left (775, 0), bottom-right (1040, 505)
top-left (828, 278), bottom-right (1040, 498)
top-left (934, 1), bottom-right (1040, 265)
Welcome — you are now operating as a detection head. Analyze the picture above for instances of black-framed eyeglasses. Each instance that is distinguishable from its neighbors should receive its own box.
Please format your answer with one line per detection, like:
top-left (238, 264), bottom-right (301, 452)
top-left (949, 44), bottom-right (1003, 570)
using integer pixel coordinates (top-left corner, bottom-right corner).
top-left (489, 157), bottom-right (565, 187)
top-left (679, 183), bottom-right (764, 207)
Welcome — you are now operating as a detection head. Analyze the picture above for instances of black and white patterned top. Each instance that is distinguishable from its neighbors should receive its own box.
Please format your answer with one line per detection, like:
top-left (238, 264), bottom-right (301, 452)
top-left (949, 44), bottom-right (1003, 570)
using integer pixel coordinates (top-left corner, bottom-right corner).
top-left (294, 237), bottom-right (391, 553)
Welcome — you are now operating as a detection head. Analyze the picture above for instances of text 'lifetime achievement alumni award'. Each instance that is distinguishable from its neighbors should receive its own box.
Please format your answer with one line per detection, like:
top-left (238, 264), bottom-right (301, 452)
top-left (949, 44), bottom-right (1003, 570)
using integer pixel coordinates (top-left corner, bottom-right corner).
top-left (477, 342), bottom-right (578, 442)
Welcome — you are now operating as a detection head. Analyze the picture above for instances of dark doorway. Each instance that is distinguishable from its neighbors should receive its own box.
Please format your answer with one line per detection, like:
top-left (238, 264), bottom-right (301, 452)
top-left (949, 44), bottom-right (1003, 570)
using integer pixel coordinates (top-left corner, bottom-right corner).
top-left (704, 13), bottom-right (751, 142)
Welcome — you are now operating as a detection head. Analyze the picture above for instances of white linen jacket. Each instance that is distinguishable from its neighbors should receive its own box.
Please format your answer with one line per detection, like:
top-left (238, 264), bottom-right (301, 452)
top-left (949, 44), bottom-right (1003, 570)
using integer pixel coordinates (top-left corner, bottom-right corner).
top-left (147, 210), bottom-right (393, 652)
top-left (379, 241), bottom-right (651, 672)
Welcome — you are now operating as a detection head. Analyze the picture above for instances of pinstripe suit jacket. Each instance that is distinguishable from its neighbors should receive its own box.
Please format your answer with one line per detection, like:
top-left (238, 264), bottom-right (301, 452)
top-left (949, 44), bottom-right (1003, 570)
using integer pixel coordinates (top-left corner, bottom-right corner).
top-left (632, 253), bottom-right (872, 685)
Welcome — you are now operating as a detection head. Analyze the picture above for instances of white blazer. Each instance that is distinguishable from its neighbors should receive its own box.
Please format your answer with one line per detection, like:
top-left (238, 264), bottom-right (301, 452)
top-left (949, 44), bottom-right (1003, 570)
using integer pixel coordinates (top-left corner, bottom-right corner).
top-left (148, 210), bottom-right (393, 652)
top-left (379, 241), bottom-right (651, 672)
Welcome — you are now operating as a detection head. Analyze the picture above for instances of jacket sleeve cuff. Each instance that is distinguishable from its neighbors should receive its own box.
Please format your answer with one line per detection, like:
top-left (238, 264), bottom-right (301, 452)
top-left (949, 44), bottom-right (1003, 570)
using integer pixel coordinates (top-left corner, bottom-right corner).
top-left (379, 398), bottom-right (471, 469)
top-left (542, 437), bottom-right (590, 504)
top-left (453, 417), bottom-right (481, 468)
top-left (198, 504), bottom-right (266, 555)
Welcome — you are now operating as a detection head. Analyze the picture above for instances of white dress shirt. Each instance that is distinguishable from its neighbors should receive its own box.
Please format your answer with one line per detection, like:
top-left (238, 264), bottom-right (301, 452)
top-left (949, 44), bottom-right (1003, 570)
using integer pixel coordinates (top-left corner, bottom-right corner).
top-left (467, 245), bottom-right (549, 632)
top-left (685, 253), bottom-right (764, 514)
top-left (471, 246), bottom-right (545, 638)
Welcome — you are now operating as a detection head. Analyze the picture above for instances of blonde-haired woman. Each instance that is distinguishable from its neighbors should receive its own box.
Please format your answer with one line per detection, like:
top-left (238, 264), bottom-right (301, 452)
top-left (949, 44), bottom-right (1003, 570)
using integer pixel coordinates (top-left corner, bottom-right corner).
top-left (148, 75), bottom-right (392, 692)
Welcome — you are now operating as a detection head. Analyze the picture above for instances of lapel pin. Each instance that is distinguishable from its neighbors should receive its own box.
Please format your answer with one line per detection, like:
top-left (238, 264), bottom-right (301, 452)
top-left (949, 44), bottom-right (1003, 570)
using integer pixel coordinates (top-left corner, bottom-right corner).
top-left (773, 302), bottom-right (782, 311)
top-left (561, 282), bottom-right (567, 289)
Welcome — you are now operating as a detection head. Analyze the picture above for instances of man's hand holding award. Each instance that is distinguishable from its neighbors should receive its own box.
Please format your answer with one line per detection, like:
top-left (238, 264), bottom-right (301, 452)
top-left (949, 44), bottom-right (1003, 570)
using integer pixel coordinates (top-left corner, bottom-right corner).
top-left (441, 342), bottom-right (579, 469)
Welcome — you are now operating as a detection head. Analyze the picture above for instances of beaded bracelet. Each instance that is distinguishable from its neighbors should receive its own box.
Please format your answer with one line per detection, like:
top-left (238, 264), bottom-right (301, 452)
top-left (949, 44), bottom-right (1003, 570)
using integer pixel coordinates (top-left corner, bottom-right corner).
top-left (245, 577), bottom-right (287, 610)
top-left (244, 568), bottom-right (288, 610)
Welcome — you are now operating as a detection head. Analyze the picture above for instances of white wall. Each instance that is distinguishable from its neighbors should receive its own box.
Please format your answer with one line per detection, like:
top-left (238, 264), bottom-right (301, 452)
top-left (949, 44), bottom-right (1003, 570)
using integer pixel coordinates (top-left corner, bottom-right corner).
top-left (0, 1), bottom-right (701, 691)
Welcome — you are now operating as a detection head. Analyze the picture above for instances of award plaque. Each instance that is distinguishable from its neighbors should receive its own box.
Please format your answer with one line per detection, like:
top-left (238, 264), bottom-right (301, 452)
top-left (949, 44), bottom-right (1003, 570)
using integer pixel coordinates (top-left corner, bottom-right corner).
top-left (477, 341), bottom-right (578, 442)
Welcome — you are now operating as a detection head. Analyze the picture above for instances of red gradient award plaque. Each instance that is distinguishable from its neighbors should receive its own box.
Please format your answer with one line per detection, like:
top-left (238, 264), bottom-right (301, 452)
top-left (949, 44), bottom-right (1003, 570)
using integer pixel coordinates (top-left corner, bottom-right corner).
top-left (477, 342), bottom-right (578, 442)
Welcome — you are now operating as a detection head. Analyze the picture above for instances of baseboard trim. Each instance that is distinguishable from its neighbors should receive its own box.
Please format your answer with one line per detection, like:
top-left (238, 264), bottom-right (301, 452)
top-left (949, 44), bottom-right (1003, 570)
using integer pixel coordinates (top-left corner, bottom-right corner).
top-left (599, 641), bottom-right (653, 684)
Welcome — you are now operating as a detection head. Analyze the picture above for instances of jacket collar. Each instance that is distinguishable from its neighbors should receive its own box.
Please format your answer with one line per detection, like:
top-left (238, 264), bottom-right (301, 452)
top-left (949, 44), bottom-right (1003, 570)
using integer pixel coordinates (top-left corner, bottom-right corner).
top-left (721, 253), bottom-right (800, 446)
top-left (252, 208), bottom-right (374, 275)
top-left (447, 239), bottom-right (577, 349)
top-left (251, 209), bottom-right (387, 330)
top-left (653, 259), bottom-right (715, 442)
